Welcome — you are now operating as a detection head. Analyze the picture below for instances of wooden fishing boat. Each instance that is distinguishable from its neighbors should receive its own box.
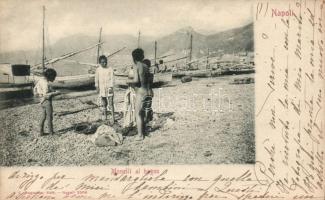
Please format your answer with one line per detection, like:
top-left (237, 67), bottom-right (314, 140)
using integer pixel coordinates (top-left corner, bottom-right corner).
top-left (51, 74), bottom-right (95, 89)
top-left (219, 68), bottom-right (255, 76)
top-left (29, 6), bottom-right (102, 90)
top-left (173, 63), bottom-right (255, 78)
top-left (115, 72), bottom-right (172, 88)
top-left (0, 64), bottom-right (34, 100)
top-left (172, 69), bottom-right (211, 78)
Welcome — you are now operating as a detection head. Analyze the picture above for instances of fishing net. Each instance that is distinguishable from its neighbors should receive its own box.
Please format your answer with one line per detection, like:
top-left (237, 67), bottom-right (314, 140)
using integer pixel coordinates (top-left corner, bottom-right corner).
top-left (90, 124), bottom-right (123, 147)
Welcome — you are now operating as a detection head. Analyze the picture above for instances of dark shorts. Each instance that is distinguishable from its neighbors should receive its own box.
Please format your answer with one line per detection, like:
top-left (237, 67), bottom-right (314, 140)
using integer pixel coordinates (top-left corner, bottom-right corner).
top-left (142, 95), bottom-right (153, 122)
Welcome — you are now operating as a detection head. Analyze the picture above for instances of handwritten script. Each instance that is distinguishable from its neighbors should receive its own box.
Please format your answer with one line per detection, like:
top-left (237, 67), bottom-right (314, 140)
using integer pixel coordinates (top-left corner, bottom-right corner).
top-left (255, 0), bottom-right (324, 199)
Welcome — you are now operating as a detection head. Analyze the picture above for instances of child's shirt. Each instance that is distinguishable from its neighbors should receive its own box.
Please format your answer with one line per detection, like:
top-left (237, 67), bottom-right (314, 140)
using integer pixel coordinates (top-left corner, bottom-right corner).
top-left (34, 77), bottom-right (49, 103)
top-left (95, 67), bottom-right (114, 97)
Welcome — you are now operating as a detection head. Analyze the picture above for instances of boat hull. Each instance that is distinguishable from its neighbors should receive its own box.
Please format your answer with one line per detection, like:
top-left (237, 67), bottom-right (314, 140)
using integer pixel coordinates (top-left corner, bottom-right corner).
top-left (219, 69), bottom-right (255, 76)
top-left (173, 68), bottom-right (255, 78)
top-left (172, 70), bottom-right (211, 78)
top-left (51, 74), bottom-right (95, 89)
top-left (0, 83), bottom-right (34, 100)
top-left (115, 72), bottom-right (172, 88)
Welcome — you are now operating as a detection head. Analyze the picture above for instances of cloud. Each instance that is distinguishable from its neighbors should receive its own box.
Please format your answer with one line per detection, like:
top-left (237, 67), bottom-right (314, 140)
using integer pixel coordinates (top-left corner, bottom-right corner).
top-left (0, 0), bottom-right (253, 52)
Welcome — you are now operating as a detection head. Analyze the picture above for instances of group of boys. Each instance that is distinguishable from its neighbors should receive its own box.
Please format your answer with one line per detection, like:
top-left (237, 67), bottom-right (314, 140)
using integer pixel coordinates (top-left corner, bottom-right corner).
top-left (34, 48), bottom-right (153, 141)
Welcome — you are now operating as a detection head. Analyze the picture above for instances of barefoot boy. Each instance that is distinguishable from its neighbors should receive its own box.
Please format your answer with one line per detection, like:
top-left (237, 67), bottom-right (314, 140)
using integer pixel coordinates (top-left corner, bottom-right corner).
top-left (126, 49), bottom-right (151, 140)
top-left (34, 68), bottom-right (60, 136)
top-left (95, 55), bottom-right (115, 123)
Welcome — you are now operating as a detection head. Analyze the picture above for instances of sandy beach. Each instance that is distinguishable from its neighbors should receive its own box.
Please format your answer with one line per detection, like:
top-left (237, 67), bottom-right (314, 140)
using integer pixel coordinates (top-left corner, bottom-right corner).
top-left (0, 74), bottom-right (255, 166)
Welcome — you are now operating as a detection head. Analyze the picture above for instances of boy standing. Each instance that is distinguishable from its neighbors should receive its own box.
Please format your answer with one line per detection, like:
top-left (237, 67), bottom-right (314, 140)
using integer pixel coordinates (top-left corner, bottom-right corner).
top-left (127, 48), bottom-right (151, 140)
top-left (95, 55), bottom-right (115, 123)
top-left (34, 68), bottom-right (60, 136)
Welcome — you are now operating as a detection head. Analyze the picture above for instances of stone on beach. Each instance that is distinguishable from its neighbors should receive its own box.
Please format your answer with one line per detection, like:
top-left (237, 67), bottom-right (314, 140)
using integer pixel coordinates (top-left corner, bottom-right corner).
top-left (164, 118), bottom-right (175, 129)
top-left (181, 75), bottom-right (192, 83)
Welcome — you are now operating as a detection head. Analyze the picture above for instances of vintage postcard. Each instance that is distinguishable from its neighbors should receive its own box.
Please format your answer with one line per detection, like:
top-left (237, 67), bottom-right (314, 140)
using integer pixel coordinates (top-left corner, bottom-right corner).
top-left (0, 0), bottom-right (324, 199)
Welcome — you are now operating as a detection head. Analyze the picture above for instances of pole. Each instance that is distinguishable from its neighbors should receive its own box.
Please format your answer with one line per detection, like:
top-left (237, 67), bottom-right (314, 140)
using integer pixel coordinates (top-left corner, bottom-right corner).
top-left (97, 27), bottom-right (102, 64)
top-left (32, 42), bottom-right (104, 69)
top-left (187, 33), bottom-right (193, 69)
top-left (189, 34), bottom-right (193, 62)
top-left (154, 41), bottom-right (157, 65)
top-left (137, 31), bottom-right (141, 48)
top-left (42, 6), bottom-right (45, 72)
top-left (106, 47), bottom-right (126, 58)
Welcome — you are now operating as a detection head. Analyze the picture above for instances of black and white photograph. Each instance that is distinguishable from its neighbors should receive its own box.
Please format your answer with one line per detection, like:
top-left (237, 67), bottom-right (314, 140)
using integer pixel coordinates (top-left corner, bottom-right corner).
top-left (0, 0), bottom-right (255, 166)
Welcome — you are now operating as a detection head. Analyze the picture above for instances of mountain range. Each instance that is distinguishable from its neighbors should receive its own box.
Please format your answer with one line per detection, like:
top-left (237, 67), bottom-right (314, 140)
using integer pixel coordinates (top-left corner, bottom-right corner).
top-left (0, 22), bottom-right (253, 74)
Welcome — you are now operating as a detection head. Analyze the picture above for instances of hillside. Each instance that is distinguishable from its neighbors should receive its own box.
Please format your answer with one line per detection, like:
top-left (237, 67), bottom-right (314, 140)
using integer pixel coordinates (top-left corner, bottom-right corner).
top-left (0, 22), bottom-right (253, 74)
top-left (206, 23), bottom-right (254, 54)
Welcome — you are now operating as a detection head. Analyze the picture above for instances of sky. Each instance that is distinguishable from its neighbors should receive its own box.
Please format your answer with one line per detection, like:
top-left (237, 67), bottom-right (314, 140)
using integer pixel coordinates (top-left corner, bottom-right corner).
top-left (0, 0), bottom-right (253, 52)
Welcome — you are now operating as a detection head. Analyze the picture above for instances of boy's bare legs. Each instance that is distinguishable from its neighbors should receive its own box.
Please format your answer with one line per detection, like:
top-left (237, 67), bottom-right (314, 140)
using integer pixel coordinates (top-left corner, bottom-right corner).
top-left (135, 93), bottom-right (144, 140)
top-left (47, 100), bottom-right (54, 134)
top-left (39, 102), bottom-right (46, 136)
top-left (101, 97), bottom-right (108, 121)
top-left (39, 100), bottom-right (54, 135)
top-left (108, 96), bottom-right (115, 124)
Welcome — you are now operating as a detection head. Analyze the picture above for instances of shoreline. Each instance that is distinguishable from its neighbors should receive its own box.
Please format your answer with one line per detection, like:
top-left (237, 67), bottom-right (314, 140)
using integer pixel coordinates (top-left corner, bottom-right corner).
top-left (0, 74), bottom-right (255, 166)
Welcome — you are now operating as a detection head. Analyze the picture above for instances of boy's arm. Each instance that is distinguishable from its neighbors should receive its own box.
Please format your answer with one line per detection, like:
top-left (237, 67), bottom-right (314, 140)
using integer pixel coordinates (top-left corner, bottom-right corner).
top-left (138, 63), bottom-right (144, 84)
top-left (48, 91), bottom-right (61, 96)
top-left (44, 91), bottom-right (61, 99)
top-left (133, 63), bottom-right (140, 84)
top-left (126, 63), bottom-right (140, 85)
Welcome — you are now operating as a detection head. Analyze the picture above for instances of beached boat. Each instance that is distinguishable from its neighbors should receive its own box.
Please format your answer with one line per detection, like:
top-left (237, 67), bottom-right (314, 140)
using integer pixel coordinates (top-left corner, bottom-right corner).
top-left (218, 68), bottom-right (255, 76)
top-left (51, 74), bottom-right (95, 89)
top-left (29, 6), bottom-right (102, 90)
top-left (172, 69), bottom-right (211, 78)
top-left (173, 63), bottom-right (255, 78)
top-left (0, 64), bottom-right (34, 99)
top-left (115, 72), bottom-right (172, 88)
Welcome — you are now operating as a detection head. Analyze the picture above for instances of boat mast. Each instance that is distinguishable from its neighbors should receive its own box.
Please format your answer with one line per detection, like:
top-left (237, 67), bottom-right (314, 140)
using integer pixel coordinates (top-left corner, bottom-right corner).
top-left (42, 6), bottom-right (45, 72)
top-left (189, 34), bottom-right (193, 62)
top-left (187, 33), bottom-right (193, 69)
top-left (97, 27), bottom-right (102, 64)
top-left (154, 41), bottom-right (157, 65)
top-left (137, 31), bottom-right (141, 48)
